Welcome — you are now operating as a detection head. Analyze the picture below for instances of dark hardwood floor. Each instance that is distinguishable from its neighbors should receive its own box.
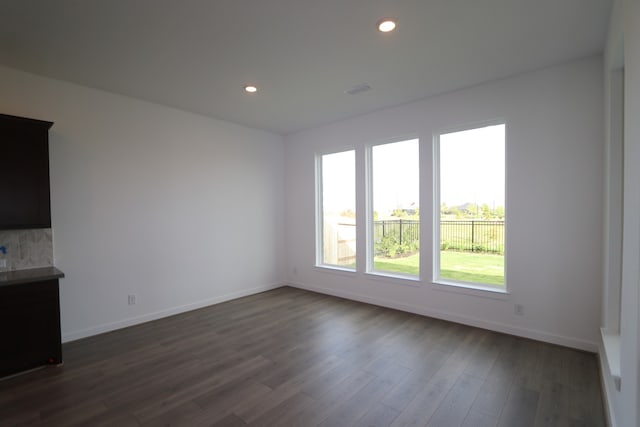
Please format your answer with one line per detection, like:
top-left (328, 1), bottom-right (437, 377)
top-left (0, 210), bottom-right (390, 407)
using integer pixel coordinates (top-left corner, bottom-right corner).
top-left (0, 287), bottom-right (605, 426)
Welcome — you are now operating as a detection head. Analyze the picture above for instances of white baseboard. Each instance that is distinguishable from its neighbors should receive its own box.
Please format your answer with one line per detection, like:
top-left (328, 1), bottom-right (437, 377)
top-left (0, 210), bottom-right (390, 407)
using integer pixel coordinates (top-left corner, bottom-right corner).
top-left (287, 281), bottom-right (599, 353)
top-left (597, 337), bottom-right (619, 427)
top-left (62, 282), bottom-right (285, 343)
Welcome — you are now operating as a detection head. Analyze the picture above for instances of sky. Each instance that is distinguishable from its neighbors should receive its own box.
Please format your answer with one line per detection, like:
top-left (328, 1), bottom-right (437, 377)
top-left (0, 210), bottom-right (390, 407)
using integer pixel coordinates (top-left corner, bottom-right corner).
top-left (322, 150), bottom-right (356, 213)
top-left (439, 124), bottom-right (505, 208)
top-left (321, 125), bottom-right (504, 215)
top-left (372, 139), bottom-right (419, 214)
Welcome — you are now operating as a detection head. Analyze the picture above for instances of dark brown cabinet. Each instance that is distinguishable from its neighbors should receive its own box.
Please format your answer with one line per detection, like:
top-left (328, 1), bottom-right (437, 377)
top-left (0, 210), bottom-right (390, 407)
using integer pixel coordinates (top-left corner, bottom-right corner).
top-left (0, 113), bottom-right (54, 229)
top-left (0, 278), bottom-right (63, 378)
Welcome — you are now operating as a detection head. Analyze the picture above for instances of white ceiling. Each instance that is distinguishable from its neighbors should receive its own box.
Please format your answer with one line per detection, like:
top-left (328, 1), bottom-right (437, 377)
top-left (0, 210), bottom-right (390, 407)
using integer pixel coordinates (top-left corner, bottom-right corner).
top-left (0, 0), bottom-right (612, 135)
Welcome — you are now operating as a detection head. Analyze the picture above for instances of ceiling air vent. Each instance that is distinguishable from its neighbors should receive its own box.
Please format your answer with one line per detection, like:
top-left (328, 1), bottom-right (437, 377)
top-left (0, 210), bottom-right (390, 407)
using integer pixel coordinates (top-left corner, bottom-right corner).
top-left (345, 83), bottom-right (371, 95)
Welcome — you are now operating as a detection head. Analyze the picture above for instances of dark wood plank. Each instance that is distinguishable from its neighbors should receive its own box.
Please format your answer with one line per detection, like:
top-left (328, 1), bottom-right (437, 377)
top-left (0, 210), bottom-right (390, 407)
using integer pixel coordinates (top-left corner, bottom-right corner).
top-left (427, 373), bottom-right (484, 427)
top-left (210, 413), bottom-right (247, 427)
top-left (463, 409), bottom-right (499, 427)
top-left (469, 334), bottom-right (521, 418)
top-left (389, 328), bottom-right (485, 427)
top-left (245, 392), bottom-right (314, 427)
top-left (354, 402), bottom-right (400, 427)
top-left (267, 368), bottom-right (375, 427)
top-left (316, 376), bottom-right (398, 427)
top-left (470, 375), bottom-right (513, 419)
top-left (234, 355), bottom-right (342, 423)
top-left (132, 356), bottom-right (273, 423)
top-left (534, 380), bottom-right (571, 427)
top-left (381, 347), bottom-right (449, 412)
top-left (0, 287), bottom-right (605, 427)
top-left (499, 386), bottom-right (540, 427)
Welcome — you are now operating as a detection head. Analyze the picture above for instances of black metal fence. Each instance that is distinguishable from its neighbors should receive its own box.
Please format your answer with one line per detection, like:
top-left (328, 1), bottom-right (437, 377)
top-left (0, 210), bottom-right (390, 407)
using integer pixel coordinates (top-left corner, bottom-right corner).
top-left (373, 219), bottom-right (419, 257)
top-left (373, 219), bottom-right (420, 246)
top-left (373, 219), bottom-right (505, 255)
top-left (440, 220), bottom-right (504, 254)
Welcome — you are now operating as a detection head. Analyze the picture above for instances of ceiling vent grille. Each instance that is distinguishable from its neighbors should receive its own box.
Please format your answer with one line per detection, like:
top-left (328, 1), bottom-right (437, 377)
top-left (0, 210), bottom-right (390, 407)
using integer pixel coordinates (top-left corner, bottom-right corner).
top-left (345, 83), bottom-right (371, 95)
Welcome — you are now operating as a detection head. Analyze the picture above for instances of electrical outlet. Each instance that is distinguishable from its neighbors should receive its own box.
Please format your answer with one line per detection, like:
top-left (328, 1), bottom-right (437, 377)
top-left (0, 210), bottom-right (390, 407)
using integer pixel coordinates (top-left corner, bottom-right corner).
top-left (514, 304), bottom-right (524, 316)
top-left (128, 294), bottom-right (137, 305)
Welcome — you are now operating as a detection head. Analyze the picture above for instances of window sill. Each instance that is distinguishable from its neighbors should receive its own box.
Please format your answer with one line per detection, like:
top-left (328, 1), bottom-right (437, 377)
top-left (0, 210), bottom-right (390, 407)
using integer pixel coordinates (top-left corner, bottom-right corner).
top-left (314, 265), bottom-right (357, 276)
top-left (600, 328), bottom-right (621, 391)
top-left (431, 280), bottom-right (510, 300)
top-left (364, 271), bottom-right (421, 287)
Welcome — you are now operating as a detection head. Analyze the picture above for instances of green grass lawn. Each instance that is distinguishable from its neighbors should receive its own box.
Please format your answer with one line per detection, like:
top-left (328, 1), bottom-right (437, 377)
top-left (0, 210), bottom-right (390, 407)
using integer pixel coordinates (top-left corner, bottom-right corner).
top-left (374, 254), bottom-right (420, 276)
top-left (374, 251), bottom-right (504, 286)
top-left (439, 251), bottom-right (504, 286)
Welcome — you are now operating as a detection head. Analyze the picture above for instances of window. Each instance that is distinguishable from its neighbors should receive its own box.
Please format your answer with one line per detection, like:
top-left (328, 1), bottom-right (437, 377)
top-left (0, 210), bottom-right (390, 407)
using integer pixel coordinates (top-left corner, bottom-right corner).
top-left (603, 67), bottom-right (624, 335)
top-left (369, 139), bottom-right (420, 278)
top-left (435, 123), bottom-right (505, 289)
top-left (317, 150), bottom-right (356, 269)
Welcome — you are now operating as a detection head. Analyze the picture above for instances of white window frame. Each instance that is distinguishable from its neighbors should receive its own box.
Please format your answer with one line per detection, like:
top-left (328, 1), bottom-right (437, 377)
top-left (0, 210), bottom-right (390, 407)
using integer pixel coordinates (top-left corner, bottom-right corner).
top-left (603, 68), bottom-right (624, 335)
top-left (365, 137), bottom-right (421, 282)
top-left (433, 120), bottom-right (507, 293)
top-left (601, 53), bottom-right (624, 391)
top-left (315, 148), bottom-right (357, 272)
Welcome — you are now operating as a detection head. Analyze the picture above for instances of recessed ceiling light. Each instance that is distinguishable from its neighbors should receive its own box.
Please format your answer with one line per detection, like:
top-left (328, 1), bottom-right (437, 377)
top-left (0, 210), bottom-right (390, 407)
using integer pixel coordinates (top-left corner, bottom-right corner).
top-left (244, 85), bottom-right (258, 93)
top-left (377, 19), bottom-right (396, 33)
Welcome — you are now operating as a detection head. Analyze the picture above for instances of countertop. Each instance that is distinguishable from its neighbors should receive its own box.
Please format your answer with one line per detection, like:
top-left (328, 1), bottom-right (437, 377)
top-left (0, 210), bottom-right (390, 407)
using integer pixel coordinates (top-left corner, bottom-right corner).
top-left (0, 267), bottom-right (65, 287)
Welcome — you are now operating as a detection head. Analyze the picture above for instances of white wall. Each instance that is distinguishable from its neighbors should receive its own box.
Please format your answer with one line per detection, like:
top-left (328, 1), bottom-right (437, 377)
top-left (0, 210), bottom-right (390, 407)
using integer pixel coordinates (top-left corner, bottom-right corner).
top-left (0, 65), bottom-right (286, 342)
top-left (600, 1), bottom-right (640, 426)
top-left (284, 56), bottom-right (603, 352)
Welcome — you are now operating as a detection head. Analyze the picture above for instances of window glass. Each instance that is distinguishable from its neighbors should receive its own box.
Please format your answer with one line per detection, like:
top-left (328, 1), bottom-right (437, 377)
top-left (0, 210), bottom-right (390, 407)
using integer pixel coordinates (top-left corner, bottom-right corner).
top-left (437, 124), bottom-right (505, 288)
top-left (370, 139), bottom-right (420, 277)
top-left (318, 150), bottom-right (356, 269)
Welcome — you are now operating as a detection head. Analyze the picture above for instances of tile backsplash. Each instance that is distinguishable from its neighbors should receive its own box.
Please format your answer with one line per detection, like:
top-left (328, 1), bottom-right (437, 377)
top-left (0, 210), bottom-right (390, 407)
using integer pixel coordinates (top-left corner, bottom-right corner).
top-left (0, 228), bottom-right (53, 271)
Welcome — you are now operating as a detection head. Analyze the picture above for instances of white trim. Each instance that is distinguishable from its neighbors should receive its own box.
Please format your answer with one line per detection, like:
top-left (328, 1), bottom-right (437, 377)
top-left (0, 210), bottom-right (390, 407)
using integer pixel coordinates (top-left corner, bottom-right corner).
top-left (432, 121), bottom-right (508, 293)
top-left (315, 148), bottom-right (357, 269)
top-left (434, 118), bottom-right (507, 139)
top-left (598, 334), bottom-right (620, 427)
top-left (602, 67), bottom-right (624, 335)
top-left (601, 328), bottom-right (622, 390)
top-left (314, 265), bottom-right (357, 276)
top-left (431, 281), bottom-right (510, 300)
top-left (366, 136), bottom-right (420, 277)
top-left (365, 143), bottom-right (375, 273)
top-left (314, 152), bottom-right (324, 267)
top-left (364, 271), bottom-right (421, 287)
top-left (61, 282), bottom-right (285, 343)
top-left (432, 131), bottom-right (442, 283)
top-left (288, 280), bottom-right (598, 352)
